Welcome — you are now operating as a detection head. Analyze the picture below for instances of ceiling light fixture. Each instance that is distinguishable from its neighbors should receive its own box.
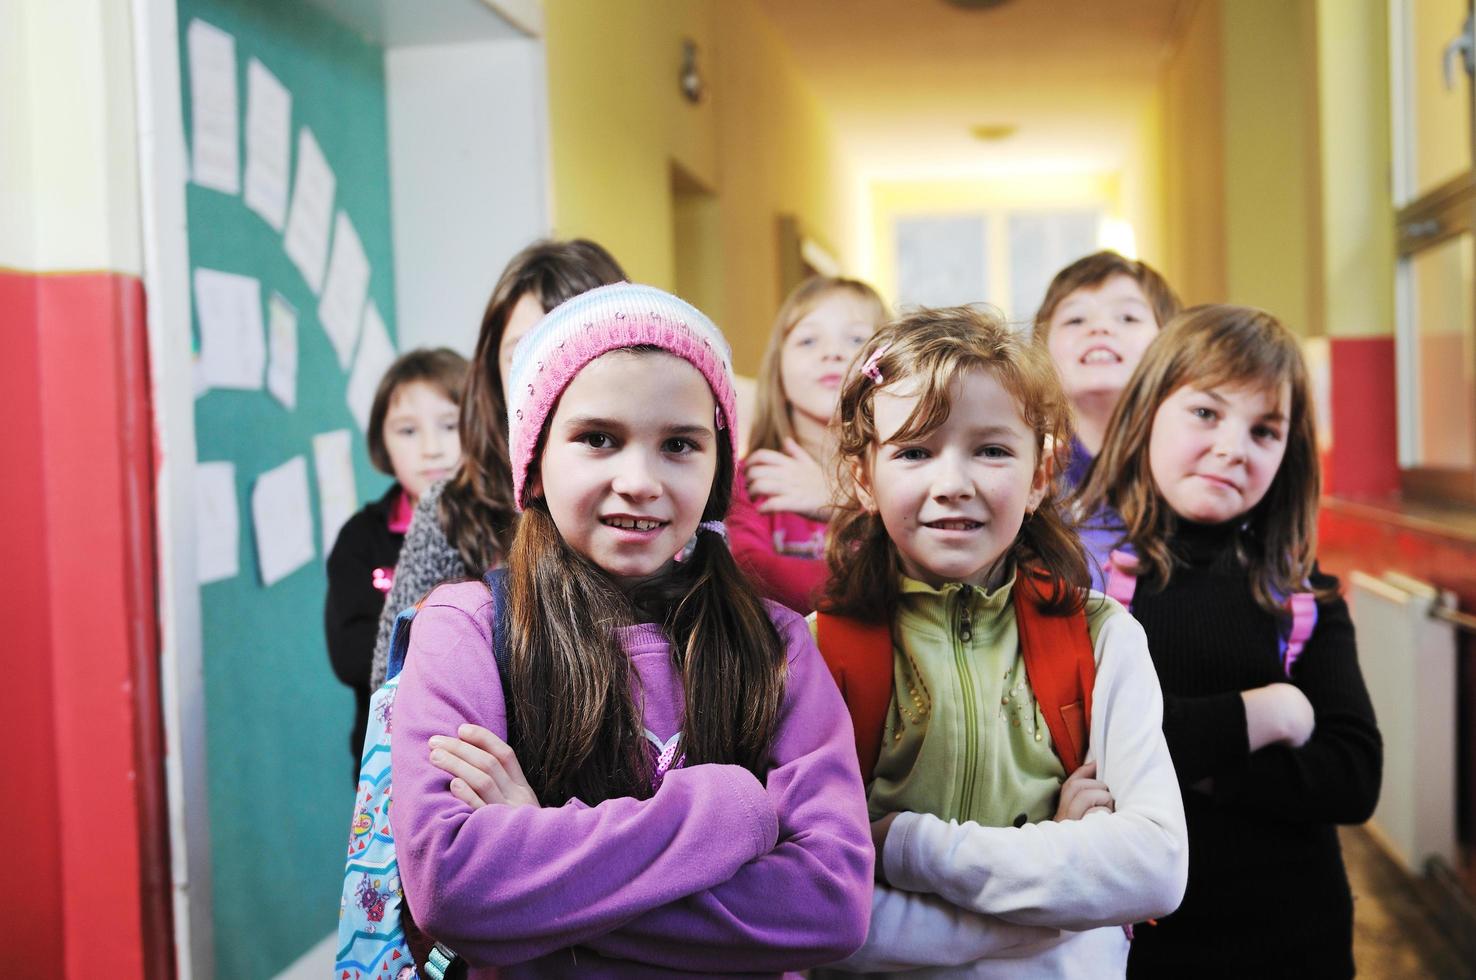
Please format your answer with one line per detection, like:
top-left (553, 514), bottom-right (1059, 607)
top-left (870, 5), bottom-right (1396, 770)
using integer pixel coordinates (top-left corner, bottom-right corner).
top-left (969, 124), bottom-right (1018, 142)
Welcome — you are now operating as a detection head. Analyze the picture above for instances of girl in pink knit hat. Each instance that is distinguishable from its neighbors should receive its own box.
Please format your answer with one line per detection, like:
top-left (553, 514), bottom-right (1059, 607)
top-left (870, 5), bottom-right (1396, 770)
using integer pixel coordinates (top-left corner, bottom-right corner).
top-left (388, 282), bottom-right (874, 977)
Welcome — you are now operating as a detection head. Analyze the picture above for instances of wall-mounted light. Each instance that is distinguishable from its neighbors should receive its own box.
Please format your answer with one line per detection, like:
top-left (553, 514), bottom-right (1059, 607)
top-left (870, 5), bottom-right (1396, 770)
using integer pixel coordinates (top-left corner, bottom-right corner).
top-left (681, 39), bottom-right (705, 104)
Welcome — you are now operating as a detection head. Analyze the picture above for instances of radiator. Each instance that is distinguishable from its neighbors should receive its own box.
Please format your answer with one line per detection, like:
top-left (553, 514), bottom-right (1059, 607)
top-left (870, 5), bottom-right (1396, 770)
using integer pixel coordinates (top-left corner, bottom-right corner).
top-left (1347, 570), bottom-right (1459, 873)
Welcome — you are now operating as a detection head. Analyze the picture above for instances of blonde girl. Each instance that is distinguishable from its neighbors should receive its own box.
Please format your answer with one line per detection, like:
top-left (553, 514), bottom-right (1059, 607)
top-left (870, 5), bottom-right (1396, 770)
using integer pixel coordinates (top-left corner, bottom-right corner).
top-left (730, 275), bottom-right (887, 613)
top-left (821, 308), bottom-right (1186, 977)
top-left (1073, 306), bottom-right (1381, 978)
top-left (393, 283), bottom-right (873, 976)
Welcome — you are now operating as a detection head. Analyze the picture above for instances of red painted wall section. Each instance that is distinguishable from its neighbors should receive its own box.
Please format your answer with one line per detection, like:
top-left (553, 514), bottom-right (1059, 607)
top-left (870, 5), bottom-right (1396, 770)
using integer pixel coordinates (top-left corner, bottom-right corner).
top-left (2, 269), bottom-right (169, 979)
top-left (1326, 336), bottom-right (1399, 497)
top-left (0, 271), bottom-right (65, 961)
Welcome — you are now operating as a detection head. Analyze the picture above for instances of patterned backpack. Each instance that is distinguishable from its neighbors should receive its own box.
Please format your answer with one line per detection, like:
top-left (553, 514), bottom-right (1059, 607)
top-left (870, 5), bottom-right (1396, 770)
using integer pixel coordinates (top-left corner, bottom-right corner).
top-left (335, 569), bottom-right (510, 980)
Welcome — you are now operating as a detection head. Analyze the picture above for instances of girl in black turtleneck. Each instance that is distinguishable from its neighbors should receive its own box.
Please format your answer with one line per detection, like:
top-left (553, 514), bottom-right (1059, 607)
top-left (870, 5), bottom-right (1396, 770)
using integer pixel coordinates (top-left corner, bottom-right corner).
top-left (1073, 305), bottom-right (1381, 979)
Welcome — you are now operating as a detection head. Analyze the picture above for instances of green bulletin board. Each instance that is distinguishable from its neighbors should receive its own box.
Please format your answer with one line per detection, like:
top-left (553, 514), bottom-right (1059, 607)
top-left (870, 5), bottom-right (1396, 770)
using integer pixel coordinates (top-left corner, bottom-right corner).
top-left (178, 0), bottom-right (397, 974)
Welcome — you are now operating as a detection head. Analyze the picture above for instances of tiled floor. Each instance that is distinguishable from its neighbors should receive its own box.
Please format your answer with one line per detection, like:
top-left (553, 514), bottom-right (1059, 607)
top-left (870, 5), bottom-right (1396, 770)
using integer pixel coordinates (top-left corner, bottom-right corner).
top-left (1344, 826), bottom-right (1473, 979)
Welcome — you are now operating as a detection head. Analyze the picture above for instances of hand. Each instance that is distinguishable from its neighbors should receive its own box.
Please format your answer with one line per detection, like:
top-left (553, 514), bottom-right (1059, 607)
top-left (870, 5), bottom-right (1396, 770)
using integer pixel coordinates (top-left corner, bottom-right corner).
top-left (1242, 682), bottom-right (1315, 751)
top-left (746, 439), bottom-right (832, 520)
top-left (871, 812), bottom-right (900, 882)
top-left (1053, 761), bottom-right (1114, 821)
top-left (428, 724), bottom-right (540, 809)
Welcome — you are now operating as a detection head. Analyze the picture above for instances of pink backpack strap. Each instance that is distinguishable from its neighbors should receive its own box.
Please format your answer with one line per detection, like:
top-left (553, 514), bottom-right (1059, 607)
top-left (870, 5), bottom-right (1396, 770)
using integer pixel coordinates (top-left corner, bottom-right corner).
top-left (1282, 591), bottom-right (1318, 675)
top-left (1104, 550), bottom-right (1140, 608)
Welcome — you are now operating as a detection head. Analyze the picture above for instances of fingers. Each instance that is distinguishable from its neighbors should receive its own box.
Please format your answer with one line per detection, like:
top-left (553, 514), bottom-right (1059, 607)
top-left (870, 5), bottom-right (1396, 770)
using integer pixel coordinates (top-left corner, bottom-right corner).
top-left (755, 491), bottom-right (803, 513)
top-left (430, 738), bottom-right (507, 804)
top-left (429, 730), bottom-right (522, 803)
top-left (782, 437), bottom-right (815, 461)
top-left (1067, 785), bottom-right (1114, 815)
top-left (1055, 762), bottom-right (1115, 821)
top-left (464, 724), bottom-right (533, 791)
top-left (448, 777), bottom-right (487, 809)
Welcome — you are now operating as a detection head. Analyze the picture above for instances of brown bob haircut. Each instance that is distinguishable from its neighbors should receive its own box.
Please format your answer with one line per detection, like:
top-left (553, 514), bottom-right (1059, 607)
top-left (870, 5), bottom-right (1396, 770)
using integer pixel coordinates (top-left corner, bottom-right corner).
top-left (747, 275), bottom-right (888, 457)
top-left (824, 306), bottom-right (1089, 621)
top-left (1033, 250), bottom-right (1181, 342)
top-left (439, 238), bottom-right (626, 572)
top-left (367, 347), bottom-right (469, 475)
top-left (1072, 305), bottom-right (1329, 613)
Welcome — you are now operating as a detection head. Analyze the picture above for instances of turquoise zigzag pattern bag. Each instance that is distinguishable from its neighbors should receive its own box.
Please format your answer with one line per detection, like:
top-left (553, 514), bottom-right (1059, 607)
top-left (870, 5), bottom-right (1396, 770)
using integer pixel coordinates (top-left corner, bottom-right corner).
top-left (336, 570), bottom-right (510, 980)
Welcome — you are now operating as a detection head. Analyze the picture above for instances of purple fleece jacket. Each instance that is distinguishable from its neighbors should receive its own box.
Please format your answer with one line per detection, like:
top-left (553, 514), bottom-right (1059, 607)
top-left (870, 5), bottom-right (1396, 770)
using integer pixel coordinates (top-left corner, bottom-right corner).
top-left (391, 581), bottom-right (873, 977)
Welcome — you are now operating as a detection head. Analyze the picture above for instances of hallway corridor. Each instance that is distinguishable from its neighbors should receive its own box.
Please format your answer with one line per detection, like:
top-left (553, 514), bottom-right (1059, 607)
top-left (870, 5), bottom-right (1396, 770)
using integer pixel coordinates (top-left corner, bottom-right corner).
top-left (1346, 826), bottom-right (1474, 978)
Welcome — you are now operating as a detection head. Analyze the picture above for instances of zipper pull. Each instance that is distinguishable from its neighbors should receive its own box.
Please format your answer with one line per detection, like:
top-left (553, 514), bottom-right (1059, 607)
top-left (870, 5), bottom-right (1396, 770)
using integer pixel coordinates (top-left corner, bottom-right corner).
top-left (957, 585), bottom-right (973, 643)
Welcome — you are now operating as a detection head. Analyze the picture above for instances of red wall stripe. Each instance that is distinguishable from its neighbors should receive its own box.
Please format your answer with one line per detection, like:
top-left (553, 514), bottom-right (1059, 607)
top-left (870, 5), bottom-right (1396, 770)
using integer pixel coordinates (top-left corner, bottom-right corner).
top-left (1327, 336), bottom-right (1399, 498)
top-left (3, 269), bottom-right (171, 979)
top-left (0, 271), bottom-right (66, 963)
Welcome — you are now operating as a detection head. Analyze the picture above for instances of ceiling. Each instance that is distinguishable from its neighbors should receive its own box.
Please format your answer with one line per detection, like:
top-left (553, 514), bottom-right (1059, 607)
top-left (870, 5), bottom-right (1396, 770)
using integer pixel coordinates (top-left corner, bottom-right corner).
top-left (755, 0), bottom-right (1190, 181)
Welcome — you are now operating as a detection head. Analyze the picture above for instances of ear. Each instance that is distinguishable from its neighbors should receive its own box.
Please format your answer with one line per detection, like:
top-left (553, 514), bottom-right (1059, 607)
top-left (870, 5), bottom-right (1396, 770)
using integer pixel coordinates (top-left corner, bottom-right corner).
top-left (850, 456), bottom-right (877, 513)
top-left (1025, 453), bottom-right (1051, 515)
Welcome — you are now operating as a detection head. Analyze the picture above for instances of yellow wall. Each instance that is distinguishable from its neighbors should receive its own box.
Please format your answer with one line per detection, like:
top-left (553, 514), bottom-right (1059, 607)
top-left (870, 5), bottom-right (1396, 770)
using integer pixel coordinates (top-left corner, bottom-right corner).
top-left (1316, 0), bottom-right (1395, 339)
top-left (541, 0), bottom-right (718, 291)
top-left (1160, 0), bottom-right (1333, 337)
top-left (542, 0), bottom-right (850, 373)
top-left (1223, 0), bottom-right (1325, 336)
top-left (1159, 0), bottom-right (1226, 305)
top-left (710, 1), bottom-right (855, 371)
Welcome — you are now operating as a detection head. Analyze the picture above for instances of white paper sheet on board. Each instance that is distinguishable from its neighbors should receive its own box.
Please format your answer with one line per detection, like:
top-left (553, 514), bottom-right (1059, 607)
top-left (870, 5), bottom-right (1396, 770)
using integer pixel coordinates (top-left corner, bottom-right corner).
top-left (195, 461), bottom-right (240, 584)
top-left (346, 302), bottom-right (396, 432)
top-left (266, 293), bottom-right (298, 410)
top-left (186, 20), bottom-right (240, 194)
top-left (283, 128), bottom-right (336, 294)
top-left (252, 456), bottom-right (315, 587)
top-left (318, 212), bottom-right (371, 369)
top-left (194, 267), bottom-right (266, 391)
top-left (244, 59), bottom-right (292, 231)
top-left (313, 429), bottom-right (359, 556)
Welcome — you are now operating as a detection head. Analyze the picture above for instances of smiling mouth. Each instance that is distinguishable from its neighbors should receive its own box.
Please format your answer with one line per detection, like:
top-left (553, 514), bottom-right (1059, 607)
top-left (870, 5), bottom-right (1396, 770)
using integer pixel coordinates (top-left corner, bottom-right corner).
top-left (1080, 348), bottom-right (1121, 365)
top-left (924, 519), bottom-right (983, 531)
top-left (602, 516), bottom-right (667, 531)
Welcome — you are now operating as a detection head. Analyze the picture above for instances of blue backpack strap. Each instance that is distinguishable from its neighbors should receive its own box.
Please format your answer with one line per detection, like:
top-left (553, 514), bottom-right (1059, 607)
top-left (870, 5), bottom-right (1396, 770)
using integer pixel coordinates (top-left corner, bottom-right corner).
top-left (385, 604), bottom-right (418, 681)
top-left (482, 568), bottom-right (515, 739)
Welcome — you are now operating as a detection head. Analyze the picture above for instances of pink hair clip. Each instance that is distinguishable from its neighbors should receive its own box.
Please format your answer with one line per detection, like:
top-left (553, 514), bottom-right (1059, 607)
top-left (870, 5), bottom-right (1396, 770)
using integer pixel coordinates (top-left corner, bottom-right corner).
top-left (861, 342), bottom-right (891, 384)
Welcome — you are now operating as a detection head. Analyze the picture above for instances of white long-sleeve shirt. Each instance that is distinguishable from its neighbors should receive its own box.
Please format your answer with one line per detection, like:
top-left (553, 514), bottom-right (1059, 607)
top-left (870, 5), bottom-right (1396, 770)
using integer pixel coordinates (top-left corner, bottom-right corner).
top-left (831, 605), bottom-right (1188, 978)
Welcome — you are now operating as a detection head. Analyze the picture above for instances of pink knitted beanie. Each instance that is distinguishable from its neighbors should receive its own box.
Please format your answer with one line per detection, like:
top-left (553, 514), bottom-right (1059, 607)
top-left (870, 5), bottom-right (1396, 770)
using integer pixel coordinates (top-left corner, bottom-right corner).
top-left (505, 281), bottom-right (739, 510)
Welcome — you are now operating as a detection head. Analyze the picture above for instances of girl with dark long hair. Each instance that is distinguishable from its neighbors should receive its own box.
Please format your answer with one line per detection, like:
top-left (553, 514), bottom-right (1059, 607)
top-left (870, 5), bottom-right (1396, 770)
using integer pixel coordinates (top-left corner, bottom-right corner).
top-left (391, 283), bottom-right (873, 976)
top-left (368, 238), bottom-right (625, 689)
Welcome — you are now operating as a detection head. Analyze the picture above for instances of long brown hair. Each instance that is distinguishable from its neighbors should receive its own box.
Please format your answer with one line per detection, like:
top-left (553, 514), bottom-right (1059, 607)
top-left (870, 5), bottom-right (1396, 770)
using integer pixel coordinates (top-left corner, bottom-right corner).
top-left (439, 239), bottom-right (626, 572)
top-left (747, 276), bottom-right (888, 457)
top-left (506, 363), bottom-right (787, 806)
top-left (1072, 305), bottom-right (1327, 613)
top-left (824, 307), bottom-right (1088, 622)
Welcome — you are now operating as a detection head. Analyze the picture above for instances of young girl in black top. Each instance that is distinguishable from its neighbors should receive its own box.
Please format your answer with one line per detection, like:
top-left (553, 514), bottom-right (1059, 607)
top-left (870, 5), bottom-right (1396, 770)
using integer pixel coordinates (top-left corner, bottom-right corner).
top-left (325, 347), bottom-right (466, 773)
top-left (1074, 305), bottom-right (1382, 978)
